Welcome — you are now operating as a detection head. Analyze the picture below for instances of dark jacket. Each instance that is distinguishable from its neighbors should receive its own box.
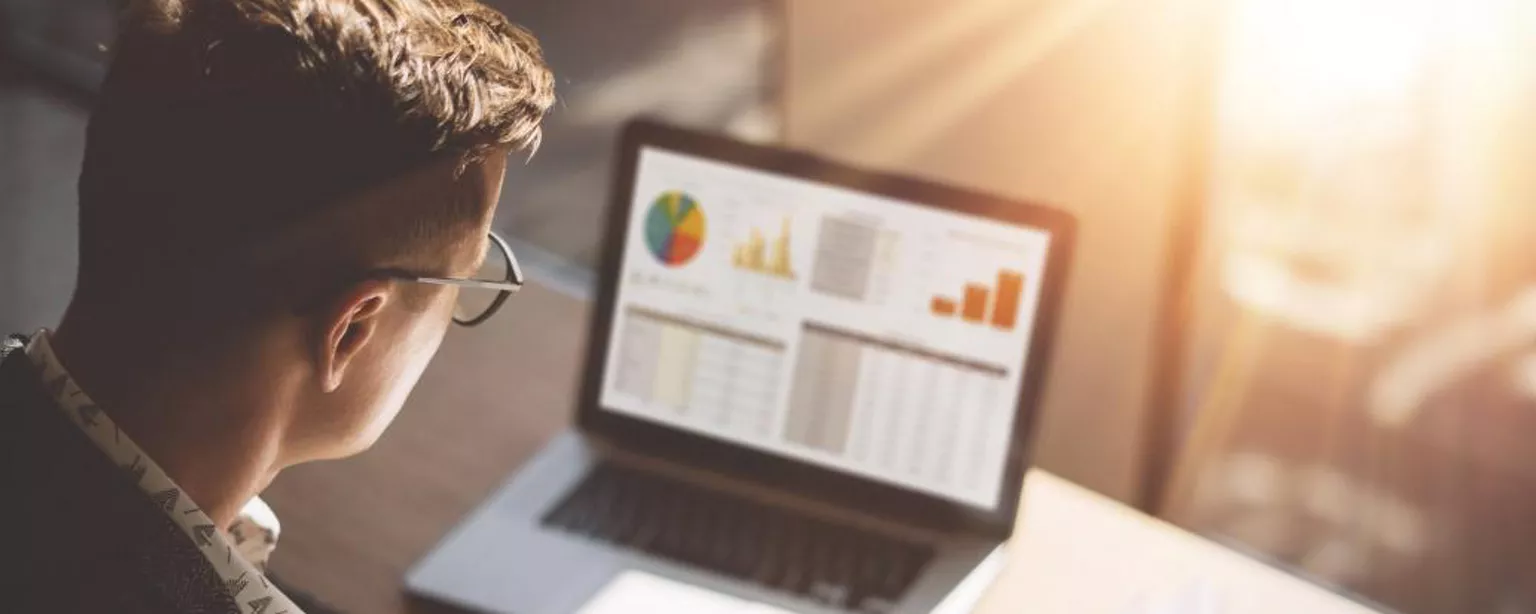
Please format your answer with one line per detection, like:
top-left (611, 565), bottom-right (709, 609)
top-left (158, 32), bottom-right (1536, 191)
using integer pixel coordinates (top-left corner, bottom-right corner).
top-left (0, 336), bottom-right (240, 613)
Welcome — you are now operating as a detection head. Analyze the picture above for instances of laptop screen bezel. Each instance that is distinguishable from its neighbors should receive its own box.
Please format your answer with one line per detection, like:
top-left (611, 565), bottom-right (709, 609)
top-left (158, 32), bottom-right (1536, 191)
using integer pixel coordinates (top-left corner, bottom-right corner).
top-left (575, 119), bottom-right (1077, 537)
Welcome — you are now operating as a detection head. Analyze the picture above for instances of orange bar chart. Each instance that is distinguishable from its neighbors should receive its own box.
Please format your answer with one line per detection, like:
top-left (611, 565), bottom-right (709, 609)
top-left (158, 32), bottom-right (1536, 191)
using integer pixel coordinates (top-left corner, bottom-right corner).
top-left (930, 269), bottom-right (1025, 331)
top-left (993, 270), bottom-right (1023, 329)
top-left (961, 284), bottom-right (989, 323)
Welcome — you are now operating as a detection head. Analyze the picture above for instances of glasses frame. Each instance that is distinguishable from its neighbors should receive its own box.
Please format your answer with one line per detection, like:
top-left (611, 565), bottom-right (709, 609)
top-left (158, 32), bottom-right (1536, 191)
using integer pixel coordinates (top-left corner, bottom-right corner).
top-left (386, 231), bottom-right (523, 327)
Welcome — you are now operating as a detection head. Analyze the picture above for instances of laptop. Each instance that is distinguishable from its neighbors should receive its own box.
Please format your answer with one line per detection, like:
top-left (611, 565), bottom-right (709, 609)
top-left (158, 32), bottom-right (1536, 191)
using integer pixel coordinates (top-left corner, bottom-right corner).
top-left (406, 120), bottom-right (1077, 614)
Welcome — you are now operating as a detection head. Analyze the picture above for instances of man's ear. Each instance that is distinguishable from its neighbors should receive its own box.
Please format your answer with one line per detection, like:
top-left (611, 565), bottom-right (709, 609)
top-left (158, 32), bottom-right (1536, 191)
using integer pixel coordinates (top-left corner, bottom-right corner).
top-left (318, 280), bottom-right (391, 393)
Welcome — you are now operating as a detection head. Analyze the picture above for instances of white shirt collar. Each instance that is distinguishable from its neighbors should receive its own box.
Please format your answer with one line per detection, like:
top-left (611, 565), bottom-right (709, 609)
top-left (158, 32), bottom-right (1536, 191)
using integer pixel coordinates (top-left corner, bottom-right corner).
top-left (25, 330), bottom-right (304, 614)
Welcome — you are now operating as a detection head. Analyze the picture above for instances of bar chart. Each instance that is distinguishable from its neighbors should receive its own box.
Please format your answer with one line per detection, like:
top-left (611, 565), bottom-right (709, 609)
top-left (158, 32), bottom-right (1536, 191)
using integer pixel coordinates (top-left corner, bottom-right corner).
top-left (930, 270), bottom-right (1025, 331)
top-left (731, 217), bottom-right (796, 280)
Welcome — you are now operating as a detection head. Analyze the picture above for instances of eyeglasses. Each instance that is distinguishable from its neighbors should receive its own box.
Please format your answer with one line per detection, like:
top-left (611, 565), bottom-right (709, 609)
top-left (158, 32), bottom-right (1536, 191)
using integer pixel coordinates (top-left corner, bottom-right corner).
top-left (383, 231), bottom-right (524, 327)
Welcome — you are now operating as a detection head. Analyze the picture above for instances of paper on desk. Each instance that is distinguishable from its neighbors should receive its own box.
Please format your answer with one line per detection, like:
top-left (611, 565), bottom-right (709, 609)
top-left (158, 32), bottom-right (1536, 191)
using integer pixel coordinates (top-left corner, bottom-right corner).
top-left (1119, 579), bottom-right (1229, 614)
top-left (578, 570), bottom-right (799, 614)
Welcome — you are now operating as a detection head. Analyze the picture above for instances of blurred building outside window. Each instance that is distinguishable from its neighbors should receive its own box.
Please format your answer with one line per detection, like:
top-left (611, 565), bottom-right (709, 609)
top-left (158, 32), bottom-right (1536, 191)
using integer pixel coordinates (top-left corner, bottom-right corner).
top-left (1168, 0), bottom-right (1536, 612)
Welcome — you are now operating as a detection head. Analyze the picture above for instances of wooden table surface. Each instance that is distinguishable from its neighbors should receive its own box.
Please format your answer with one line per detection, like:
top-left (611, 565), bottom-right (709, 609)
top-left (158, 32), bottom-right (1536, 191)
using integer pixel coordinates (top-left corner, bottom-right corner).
top-left (264, 281), bottom-right (1380, 614)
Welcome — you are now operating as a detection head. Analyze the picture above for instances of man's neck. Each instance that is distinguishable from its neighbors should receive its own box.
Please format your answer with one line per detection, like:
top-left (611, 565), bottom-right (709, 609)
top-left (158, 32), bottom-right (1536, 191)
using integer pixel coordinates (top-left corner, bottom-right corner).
top-left (50, 317), bottom-right (293, 528)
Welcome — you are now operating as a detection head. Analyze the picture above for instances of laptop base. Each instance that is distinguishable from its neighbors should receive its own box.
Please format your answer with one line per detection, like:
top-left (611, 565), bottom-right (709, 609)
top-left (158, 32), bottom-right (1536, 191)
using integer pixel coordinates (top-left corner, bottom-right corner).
top-left (407, 432), bottom-right (1005, 614)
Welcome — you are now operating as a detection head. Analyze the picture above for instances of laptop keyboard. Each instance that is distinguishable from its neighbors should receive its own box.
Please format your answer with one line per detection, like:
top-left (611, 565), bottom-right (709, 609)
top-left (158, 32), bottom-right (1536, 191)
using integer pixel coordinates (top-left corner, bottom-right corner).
top-left (542, 463), bottom-right (936, 612)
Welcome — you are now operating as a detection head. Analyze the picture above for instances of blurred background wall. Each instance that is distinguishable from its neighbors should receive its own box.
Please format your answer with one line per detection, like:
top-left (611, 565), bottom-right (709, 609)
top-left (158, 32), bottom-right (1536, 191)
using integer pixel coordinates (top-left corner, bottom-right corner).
top-left (1163, 1), bottom-right (1536, 611)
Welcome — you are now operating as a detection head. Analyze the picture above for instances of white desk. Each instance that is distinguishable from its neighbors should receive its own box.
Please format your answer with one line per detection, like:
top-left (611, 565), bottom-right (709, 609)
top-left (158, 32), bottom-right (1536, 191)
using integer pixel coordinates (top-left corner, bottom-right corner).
top-left (978, 471), bottom-right (1383, 614)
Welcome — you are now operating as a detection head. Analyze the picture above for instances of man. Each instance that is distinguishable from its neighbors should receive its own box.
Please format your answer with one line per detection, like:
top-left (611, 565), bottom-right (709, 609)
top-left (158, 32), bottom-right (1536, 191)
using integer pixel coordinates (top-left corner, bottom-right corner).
top-left (0, 0), bottom-right (554, 611)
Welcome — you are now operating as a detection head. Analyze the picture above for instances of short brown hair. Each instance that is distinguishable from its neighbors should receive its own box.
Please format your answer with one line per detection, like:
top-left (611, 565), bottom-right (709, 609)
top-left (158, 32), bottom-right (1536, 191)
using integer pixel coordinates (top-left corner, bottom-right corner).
top-left (76, 0), bottom-right (554, 298)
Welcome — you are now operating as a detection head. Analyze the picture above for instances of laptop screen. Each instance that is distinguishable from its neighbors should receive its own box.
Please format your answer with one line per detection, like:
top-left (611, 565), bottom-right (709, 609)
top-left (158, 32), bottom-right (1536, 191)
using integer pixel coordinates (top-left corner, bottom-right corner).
top-left (598, 147), bottom-right (1054, 509)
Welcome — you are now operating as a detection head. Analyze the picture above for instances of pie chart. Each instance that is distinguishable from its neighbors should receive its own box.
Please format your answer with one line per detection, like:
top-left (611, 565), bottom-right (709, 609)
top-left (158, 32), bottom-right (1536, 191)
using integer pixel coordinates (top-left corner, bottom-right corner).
top-left (644, 191), bottom-right (706, 267)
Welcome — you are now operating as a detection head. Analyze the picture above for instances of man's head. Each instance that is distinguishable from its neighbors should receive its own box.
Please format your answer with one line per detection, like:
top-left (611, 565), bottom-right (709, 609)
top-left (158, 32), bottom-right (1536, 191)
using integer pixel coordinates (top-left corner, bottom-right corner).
top-left (62, 0), bottom-right (554, 462)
